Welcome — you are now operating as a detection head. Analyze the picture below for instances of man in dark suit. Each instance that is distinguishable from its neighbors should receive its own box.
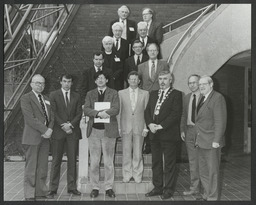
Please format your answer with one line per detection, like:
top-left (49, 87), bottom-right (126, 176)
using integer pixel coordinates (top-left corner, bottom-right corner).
top-left (180, 74), bottom-right (201, 196)
top-left (142, 7), bottom-right (164, 45)
top-left (84, 71), bottom-right (120, 198)
top-left (124, 40), bottom-right (148, 85)
top-left (76, 51), bottom-right (113, 102)
top-left (195, 75), bottom-right (227, 201)
top-left (111, 22), bottom-right (130, 61)
top-left (144, 71), bottom-right (182, 199)
top-left (48, 74), bottom-right (82, 197)
top-left (138, 43), bottom-right (169, 154)
top-left (20, 74), bottom-right (54, 201)
top-left (108, 5), bottom-right (137, 45)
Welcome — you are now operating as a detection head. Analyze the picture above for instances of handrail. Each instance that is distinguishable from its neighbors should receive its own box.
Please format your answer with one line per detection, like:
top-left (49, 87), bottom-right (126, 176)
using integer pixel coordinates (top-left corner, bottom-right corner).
top-left (163, 5), bottom-right (210, 30)
top-left (167, 4), bottom-right (216, 70)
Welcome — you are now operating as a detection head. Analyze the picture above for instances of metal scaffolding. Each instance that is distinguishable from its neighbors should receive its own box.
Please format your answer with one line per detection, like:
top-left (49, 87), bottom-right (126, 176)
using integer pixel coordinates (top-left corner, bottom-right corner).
top-left (4, 4), bottom-right (77, 132)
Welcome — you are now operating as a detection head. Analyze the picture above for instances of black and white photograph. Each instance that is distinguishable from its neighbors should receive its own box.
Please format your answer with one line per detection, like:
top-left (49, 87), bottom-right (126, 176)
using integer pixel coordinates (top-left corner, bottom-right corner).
top-left (2, 1), bottom-right (254, 204)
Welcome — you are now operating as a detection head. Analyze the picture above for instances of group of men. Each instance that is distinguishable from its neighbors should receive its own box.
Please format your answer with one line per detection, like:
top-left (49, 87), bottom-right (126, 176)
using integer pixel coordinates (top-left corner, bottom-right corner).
top-left (20, 4), bottom-right (227, 202)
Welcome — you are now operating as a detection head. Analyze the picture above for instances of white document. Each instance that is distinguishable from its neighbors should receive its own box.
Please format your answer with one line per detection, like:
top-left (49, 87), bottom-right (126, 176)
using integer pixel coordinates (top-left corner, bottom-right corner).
top-left (94, 102), bottom-right (111, 123)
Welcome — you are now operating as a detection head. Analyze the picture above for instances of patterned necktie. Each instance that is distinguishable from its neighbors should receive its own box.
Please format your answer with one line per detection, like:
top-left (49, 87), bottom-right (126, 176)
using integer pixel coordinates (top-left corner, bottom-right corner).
top-left (141, 38), bottom-right (145, 47)
top-left (38, 94), bottom-right (49, 126)
top-left (65, 92), bottom-right (70, 108)
top-left (197, 96), bottom-right (205, 113)
top-left (191, 94), bottom-right (196, 123)
top-left (137, 55), bottom-right (141, 65)
top-left (151, 60), bottom-right (156, 81)
top-left (159, 90), bottom-right (164, 103)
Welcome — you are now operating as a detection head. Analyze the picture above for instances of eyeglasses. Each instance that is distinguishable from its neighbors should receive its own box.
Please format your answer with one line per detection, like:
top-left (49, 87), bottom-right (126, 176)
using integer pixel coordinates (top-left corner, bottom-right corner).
top-left (142, 13), bottom-right (151, 16)
top-left (32, 82), bottom-right (45, 86)
top-left (133, 46), bottom-right (142, 49)
top-left (188, 82), bottom-right (198, 85)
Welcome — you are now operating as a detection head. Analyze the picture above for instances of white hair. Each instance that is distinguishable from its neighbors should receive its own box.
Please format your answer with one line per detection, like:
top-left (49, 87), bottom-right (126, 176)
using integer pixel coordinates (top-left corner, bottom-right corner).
top-left (137, 21), bottom-right (148, 29)
top-left (102, 36), bottom-right (114, 44)
top-left (118, 5), bottom-right (129, 13)
top-left (112, 22), bottom-right (123, 31)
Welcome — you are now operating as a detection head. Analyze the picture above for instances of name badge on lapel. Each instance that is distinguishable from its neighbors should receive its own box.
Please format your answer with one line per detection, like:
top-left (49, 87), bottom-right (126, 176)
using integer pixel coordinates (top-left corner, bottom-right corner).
top-left (129, 27), bottom-right (135, 31)
top-left (45, 100), bottom-right (50, 105)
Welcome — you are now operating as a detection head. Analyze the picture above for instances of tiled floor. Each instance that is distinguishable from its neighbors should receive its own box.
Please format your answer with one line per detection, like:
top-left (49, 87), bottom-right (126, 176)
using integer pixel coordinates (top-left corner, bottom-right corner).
top-left (4, 154), bottom-right (251, 201)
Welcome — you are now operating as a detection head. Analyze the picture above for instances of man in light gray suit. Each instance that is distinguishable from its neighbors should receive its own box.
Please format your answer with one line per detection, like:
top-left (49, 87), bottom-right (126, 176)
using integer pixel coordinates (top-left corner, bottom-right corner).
top-left (83, 71), bottom-right (120, 199)
top-left (118, 71), bottom-right (149, 183)
top-left (138, 43), bottom-right (169, 154)
top-left (195, 75), bottom-right (227, 201)
top-left (20, 74), bottom-right (54, 201)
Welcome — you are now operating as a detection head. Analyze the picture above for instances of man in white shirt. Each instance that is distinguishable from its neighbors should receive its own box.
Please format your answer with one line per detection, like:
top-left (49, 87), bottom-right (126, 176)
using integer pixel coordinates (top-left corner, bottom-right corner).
top-left (118, 71), bottom-right (149, 183)
top-left (180, 74), bottom-right (201, 196)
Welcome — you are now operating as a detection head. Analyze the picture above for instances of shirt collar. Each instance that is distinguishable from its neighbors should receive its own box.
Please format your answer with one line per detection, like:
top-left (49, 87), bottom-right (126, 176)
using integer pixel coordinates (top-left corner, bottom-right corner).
top-left (129, 87), bottom-right (138, 93)
top-left (61, 88), bottom-right (70, 95)
top-left (94, 65), bottom-right (102, 71)
top-left (98, 87), bottom-right (107, 93)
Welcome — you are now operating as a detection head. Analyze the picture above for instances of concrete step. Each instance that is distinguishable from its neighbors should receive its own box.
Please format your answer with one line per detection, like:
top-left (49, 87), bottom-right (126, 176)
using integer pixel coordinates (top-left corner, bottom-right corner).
top-left (78, 178), bottom-right (154, 194)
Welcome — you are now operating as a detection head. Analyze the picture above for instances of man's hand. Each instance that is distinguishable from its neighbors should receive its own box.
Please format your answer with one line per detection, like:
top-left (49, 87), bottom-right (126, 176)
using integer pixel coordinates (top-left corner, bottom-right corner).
top-left (181, 132), bottom-right (186, 141)
top-left (42, 128), bottom-right (53, 138)
top-left (212, 142), bottom-right (220, 148)
top-left (155, 125), bottom-right (163, 130)
top-left (98, 111), bottom-right (110, 119)
top-left (61, 123), bottom-right (71, 132)
top-left (142, 129), bottom-right (148, 137)
top-left (148, 123), bottom-right (158, 133)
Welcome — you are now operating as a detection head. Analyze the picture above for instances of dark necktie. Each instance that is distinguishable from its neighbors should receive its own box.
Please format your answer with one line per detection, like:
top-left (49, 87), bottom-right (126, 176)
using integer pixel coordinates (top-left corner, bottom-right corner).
top-left (159, 90), bottom-right (164, 102)
top-left (115, 39), bottom-right (119, 49)
top-left (191, 94), bottom-right (196, 123)
top-left (65, 92), bottom-right (70, 108)
top-left (197, 96), bottom-right (205, 113)
top-left (99, 90), bottom-right (103, 95)
top-left (136, 55), bottom-right (141, 65)
top-left (38, 94), bottom-right (49, 126)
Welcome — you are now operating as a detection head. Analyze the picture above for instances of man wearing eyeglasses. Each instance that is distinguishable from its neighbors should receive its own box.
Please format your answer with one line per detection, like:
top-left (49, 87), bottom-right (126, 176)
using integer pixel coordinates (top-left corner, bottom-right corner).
top-left (124, 40), bottom-right (149, 86)
top-left (195, 75), bottom-right (227, 201)
top-left (20, 74), bottom-right (54, 201)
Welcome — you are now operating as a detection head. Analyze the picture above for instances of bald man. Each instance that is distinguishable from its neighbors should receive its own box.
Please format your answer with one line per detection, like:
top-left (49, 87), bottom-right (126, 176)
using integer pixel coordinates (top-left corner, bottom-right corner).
top-left (20, 74), bottom-right (54, 201)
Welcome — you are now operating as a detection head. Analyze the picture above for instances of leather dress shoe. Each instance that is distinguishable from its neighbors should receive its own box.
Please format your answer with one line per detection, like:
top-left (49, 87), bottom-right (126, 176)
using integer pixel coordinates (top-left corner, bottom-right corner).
top-left (90, 189), bottom-right (99, 198)
top-left (143, 147), bottom-right (151, 154)
top-left (47, 191), bottom-right (56, 198)
top-left (196, 197), bottom-right (207, 201)
top-left (68, 189), bottom-right (81, 195)
top-left (25, 198), bottom-right (36, 201)
top-left (161, 192), bottom-right (173, 199)
top-left (145, 188), bottom-right (163, 197)
top-left (183, 190), bottom-right (199, 195)
top-left (106, 189), bottom-right (115, 198)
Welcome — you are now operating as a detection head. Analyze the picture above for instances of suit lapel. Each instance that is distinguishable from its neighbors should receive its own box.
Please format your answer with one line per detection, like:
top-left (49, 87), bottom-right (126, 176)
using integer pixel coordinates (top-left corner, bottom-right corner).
top-left (30, 91), bottom-right (45, 116)
top-left (134, 89), bottom-right (143, 112)
top-left (197, 91), bottom-right (214, 116)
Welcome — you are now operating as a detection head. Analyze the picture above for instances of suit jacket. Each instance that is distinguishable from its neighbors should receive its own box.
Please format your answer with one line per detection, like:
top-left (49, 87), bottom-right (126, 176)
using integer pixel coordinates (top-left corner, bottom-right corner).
top-left (49, 89), bottom-right (82, 140)
top-left (76, 66), bottom-right (114, 102)
top-left (195, 90), bottom-right (227, 149)
top-left (103, 51), bottom-right (124, 90)
top-left (180, 92), bottom-right (202, 133)
top-left (112, 38), bottom-right (130, 61)
top-left (118, 88), bottom-right (149, 135)
top-left (148, 20), bottom-right (164, 45)
top-left (83, 87), bottom-right (120, 138)
top-left (108, 19), bottom-right (137, 44)
top-left (123, 54), bottom-right (149, 82)
top-left (145, 88), bottom-right (182, 141)
top-left (138, 60), bottom-right (169, 92)
top-left (21, 91), bottom-right (54, 145)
